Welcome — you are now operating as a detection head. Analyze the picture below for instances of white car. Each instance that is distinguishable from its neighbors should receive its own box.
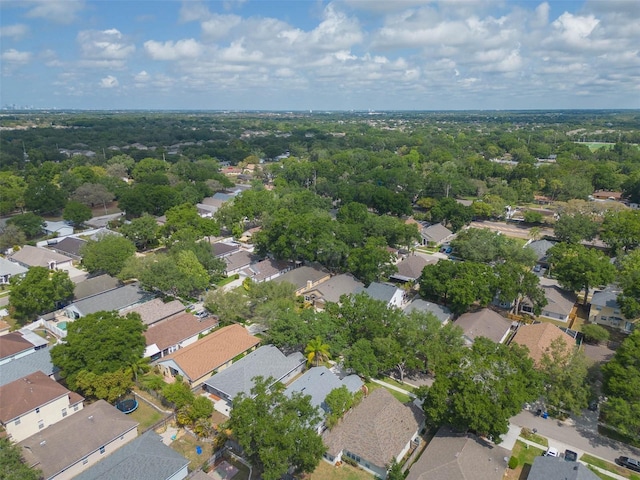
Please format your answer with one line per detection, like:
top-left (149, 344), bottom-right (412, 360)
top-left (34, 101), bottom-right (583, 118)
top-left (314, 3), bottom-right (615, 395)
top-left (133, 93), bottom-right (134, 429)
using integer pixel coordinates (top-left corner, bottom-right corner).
top-left (544, 447), bottom-right (559, 457)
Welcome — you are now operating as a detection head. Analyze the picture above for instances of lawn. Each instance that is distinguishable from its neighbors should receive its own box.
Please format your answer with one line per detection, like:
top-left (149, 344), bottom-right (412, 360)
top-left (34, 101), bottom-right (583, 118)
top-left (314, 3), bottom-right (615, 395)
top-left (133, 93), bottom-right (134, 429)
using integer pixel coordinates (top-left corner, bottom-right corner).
top-left (171, 433), bottom-right (214, 471)
top-left (128, 398), bottom-right (164, 431)
top-left (366, 382), bottom-right (412, 404)
top-left (581, 454), bottom-right (640, 480)
top-left (520, 428), bottom-right (549, 447)
top-left (382, 376), bottom-right (417, 393)
top-left (504, 440), bottom-right (544, 480)
top-left (306, 459), bottom-right (374, 480)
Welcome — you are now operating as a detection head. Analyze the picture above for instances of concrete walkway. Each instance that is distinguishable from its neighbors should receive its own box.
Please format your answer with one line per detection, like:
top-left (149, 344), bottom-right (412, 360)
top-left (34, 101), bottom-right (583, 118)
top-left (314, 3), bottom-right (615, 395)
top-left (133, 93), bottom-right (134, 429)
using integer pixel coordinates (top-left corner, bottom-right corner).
top-left (370, 378), bottom-right (416, 398)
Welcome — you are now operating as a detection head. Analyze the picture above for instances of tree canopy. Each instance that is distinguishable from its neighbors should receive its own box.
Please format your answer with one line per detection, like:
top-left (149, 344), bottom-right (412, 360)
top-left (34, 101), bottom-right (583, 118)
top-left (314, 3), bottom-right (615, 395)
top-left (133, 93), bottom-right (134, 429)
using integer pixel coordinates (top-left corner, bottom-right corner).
top-left (0, 437), bottom-right (41, 480)
top-left (9, 267), bottom-right (74, 324)
top-left (81, 234), bottom-right (136, 276)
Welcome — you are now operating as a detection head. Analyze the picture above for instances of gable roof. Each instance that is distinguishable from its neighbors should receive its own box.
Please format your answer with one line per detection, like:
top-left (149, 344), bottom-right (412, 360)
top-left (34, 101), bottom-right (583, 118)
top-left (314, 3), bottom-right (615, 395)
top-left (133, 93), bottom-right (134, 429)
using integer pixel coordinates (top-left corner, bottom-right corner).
top-left (241, 258), bottom-right (291, 282)
top-left (223, 250), bottom-right (255, 273)
top-left (203, 345), bottom-right (304, 400)
top-left (535, 278), bottom-right (577, 317)
top-left (526, 240), bottom-right (556, 262)
top-left (511, 322), bottom-right (575, 366)
top-left (73, 274), bottom-right (120, 301)
top-left (591, 287), bottom-right (621, 309)
top-left (0, 256), bottom-right (28, 276)
top-left (309, 274), bottom-right (364, 304)
top-left (361, 282), bottom-right (402, 304)
top-left (144, 313), bottom-right (219, 351)
top-left (528, 456), bottom-right (600, 480)
top-left (404, 299), bottom-right (452, 324)
top-left (73, 431), bottom-right (189, 480)
top-left (68, 284), bottom-right (150, 317)
top-left (158, 324), bottom-right (260, 382)
top-left (47, 237), bottom-right (87, 258)
top-left (120, 298), bottom-right (185, 326)
top-left (0, 371), bottom-right (83, 423)
top-left (19, 400), bottom-right (139, 480)
top-left (273, 263), bottom-right (331, 290)
top-left (455, 308), bottom-right (512, 344)
top-left (9, 245), bottom-right (73, 268)
top-left (421, 223), bottom-right (453, 244)
top-left (391, 255), bottom-right (433, 282)
top-left (323, 388), bottom-right (425, 468)
top-left (211, 242), bottom-right (239, 258)
top-left (0, 332), bottom-right (34, 361)
top-left (406, 426), bottom-right (510, 480)
top-left (0, 347), bottom-right (59, 387)
top-left (285, 366), bottom-right (363, 414)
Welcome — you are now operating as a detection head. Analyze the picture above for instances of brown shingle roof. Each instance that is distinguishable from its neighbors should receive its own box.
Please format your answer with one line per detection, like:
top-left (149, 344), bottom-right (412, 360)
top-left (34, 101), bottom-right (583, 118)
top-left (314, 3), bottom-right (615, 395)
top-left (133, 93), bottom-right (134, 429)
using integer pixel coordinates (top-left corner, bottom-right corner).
top-left (120, 298), bottom-right (185, 326)
top-left (144, 313), bottom-right (219, 351)
top-left (0, 371), bottom-right (84, 422)
top-left (323, 388), bottom-right (424, 469)
top-left (511, 322), bottom-right (575, 366)
top-left (455, 308), bottom-right (512, 344)
top-left (9, 245), bottom-right (73, 268)
top-left (158, 324), bottom-right (260, 382)
top-left (0, 332), bottom-right (33, 361)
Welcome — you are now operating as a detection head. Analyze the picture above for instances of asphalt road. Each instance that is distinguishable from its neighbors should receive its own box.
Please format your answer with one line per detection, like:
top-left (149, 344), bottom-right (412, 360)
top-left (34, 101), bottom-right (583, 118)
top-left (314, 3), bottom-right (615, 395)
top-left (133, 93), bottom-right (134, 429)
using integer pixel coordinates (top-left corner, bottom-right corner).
top-left (512, 408), bottom-right (640, 464)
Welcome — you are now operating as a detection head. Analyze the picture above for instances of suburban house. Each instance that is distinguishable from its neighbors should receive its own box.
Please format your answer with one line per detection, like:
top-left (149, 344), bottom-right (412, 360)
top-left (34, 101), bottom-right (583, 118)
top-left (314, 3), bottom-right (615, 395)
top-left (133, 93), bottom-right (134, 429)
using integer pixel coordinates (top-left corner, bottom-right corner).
top-left (591, 190), bottom-right (623, 202)
top-left (406, 426), bottom-right (510, 480)
top-left (0, 371), bottom-right (84, 442)
top-left (302, 273), bottom-right (365, 310)
top-left (196, 203), bottom-right (218, 218)
top-left (419, 223), bottom-right (454, 247)
top-left (157, 324), bottom-right (261, 388)
top-left (403, 299), bottom-right (452, 325)
top-left (521, 278), bottom-right (577, 322)
top-left (211, 242), bottom-right (240, 258)
top-left (46, 237), bottom-right (87, 260)
top-left (223, 250), bottom-right (255, 276)
top-left (322, 388), bottom-right (425, 479)
top-left (143, 312), bottom-right (219, 360)
top-left (285, 366), bottom-right (363, 432)
top-left (0, 331), bottom-right (47, 366)
top-left (0, 332), bottom-right (59, 387)
top-left (360, 282), bottom-right (405, 309)
top-left (202, 345), bottom-right (305, 414)
top-left (455, 308), bottom-right (513, 345)
top-left (525, 239), bottom-right (557, 267)
top-left (73, 274), bottom-right (120, 301)
top-left (510, 322), bottom-right (575, 367)
top-left (44, 221), bottom-right (74, 238)
top-left (64, 284), bottom-right (150, 319)
top-left (73, 431), bottom-right (189, 480)
top-left (390, 255), bottom-right (435, 283)
top-left (239, 257), bottom-right (292, 283)
top-left (19, 400), bottom-right (139, 480)
top-left (590, 286), bottom-right (636, 333)
top-left (274, 263), bottom-right (331, 296)
top-left (528, 456), bottom-right (600, 480)
top-left (120, 298), bottom-right (185, 326)
top-left (9, 245), bottom-right (73, 270)
top-left (0, 256), bottom-right (27, 284)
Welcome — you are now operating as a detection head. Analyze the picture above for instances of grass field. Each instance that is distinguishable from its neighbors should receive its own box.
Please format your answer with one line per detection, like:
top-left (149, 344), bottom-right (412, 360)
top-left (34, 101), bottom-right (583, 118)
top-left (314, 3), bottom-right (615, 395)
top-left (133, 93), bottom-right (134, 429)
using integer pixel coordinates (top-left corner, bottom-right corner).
top-left (383, 376), bottom-right (417, 392)
top-left (128, 398), bottom-right (164, 430)
top-left (581, 454), bottom-right (640, 480)
top-left (520, 428), bottom-right (549, 447)
top-left (505, 440), bottom-right (544, 480)
top-left (306, 459), bottom-right (374, 480)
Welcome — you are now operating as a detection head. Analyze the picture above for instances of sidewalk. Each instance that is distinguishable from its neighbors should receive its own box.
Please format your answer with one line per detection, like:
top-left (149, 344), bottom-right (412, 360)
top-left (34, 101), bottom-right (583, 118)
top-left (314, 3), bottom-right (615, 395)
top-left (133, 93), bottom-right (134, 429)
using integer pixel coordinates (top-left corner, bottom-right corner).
top-left (370, 378), bottom-right (416, 398)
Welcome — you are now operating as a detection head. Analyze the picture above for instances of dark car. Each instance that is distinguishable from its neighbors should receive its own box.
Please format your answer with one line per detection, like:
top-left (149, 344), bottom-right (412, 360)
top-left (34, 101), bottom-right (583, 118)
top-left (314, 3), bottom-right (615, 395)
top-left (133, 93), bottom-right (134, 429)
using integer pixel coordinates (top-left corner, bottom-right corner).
top-left (588, 399), bottom-right (598, 411)
top-left (617, 457), bottom-right (640, 472)
top-left (564, 450), bottom-right (578, 462)
top-left (533, 264), bottom-right (542, 273)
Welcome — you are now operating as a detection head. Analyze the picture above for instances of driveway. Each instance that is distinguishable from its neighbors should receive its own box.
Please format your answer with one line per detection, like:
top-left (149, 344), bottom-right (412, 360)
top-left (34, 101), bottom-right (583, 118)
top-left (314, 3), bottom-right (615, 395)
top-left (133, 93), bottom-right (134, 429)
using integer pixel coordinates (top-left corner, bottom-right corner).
top-left (511, 408), bottom-right (640, 464)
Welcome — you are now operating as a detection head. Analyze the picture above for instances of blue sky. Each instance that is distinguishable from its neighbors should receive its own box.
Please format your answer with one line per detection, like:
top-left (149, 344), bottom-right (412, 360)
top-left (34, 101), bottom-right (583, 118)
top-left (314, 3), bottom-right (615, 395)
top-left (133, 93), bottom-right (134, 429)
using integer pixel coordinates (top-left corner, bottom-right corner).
top-left (1, 0), bottom-right (639, 110)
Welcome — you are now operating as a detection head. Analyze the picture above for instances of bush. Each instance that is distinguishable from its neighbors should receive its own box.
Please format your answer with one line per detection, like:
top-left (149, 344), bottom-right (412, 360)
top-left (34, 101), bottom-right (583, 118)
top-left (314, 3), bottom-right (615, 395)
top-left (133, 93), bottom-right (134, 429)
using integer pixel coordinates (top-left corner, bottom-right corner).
top-left (582, 324), bottom-right (610, 344)
top-left (508, 456), bottom-right (519, 469)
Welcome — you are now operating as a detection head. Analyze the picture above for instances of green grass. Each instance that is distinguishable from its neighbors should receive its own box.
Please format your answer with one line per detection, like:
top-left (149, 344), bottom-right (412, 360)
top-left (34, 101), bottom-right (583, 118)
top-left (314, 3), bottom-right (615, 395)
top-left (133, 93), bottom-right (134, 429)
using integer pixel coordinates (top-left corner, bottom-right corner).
top-left (512, 440), bottom-right (544, 468)
top-left (520, 428), bottom-right (549, 447)
top-left (365, 381), bottom-right (412, 404)
top-left (308, 459), bottom-right (374, 480)
top-left (215, 274), bottom-right (240, 287)
top-left (587, 466), bottom-right (619, 480)
top-left (128, 398), bottom-right (164, 430)
top-left (581, 453), bottom-right (640, 479)
top-left (382, 376), bottom-right (417, 392)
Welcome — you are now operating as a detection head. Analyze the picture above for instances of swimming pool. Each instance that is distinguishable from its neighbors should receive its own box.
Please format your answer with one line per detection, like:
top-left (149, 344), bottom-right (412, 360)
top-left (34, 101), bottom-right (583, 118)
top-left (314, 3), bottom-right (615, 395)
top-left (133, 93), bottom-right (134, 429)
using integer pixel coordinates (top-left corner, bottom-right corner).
top-left (58, 321), bottom-right (67, 331)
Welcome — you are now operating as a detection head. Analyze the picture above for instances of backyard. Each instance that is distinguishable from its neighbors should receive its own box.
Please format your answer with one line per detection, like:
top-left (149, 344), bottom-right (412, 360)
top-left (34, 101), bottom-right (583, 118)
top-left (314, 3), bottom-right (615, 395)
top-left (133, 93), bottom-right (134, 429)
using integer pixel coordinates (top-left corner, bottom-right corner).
top-left (504, 440), bottom-right (544, 480)
top-left (306, 460), bottom-right (373, 480)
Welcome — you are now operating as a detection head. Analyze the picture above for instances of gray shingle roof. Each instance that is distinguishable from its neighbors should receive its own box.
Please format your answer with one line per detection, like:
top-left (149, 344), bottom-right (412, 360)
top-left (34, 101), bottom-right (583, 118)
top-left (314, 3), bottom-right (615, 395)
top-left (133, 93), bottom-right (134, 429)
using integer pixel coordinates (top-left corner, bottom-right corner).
top-left (67, 285), bottom-right (150, 317)
top-left (361, 282), bottom-right (401, 304)
top-left (73, 274), bottom-right (120, 301)
top-left (455, 308), bottom-right (512, 344)
top-left (310, 274), bottom-right (364, 304)
top-left (9, 245), bottom-right (73, 268)
top-left (273, 263), bottom-right (330, 290)
top-left (527, 456), bottom-right (600, 480)
top-left (73, 431), bottom-right (189, 480)
top-left (0, 348), bottom-right (59, 387)
top-left (285, 366), bottom-right (362, 414)
top-left (391, 255), bottom-right (433, 282)
top-left (0, 257), bottom-right (27, 277)
top-left (421, 223), bottom-right (453, 244)
top-left (591, 287), bottom-right (621, 309)
top-left (404, 299), bottom-right (452, 324)
top-left (203, 345), bottom-right (304, 401)
top-left (526, 239), bottom-right (556, 262)
top-left (47, 237), bottom-right (87, 258)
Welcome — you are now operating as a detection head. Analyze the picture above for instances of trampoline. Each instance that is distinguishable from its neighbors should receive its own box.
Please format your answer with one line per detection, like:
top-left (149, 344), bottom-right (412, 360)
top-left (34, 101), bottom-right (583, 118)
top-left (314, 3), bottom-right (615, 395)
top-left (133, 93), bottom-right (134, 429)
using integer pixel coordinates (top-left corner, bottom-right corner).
top-left (116, 398), bottom-right (138, 414)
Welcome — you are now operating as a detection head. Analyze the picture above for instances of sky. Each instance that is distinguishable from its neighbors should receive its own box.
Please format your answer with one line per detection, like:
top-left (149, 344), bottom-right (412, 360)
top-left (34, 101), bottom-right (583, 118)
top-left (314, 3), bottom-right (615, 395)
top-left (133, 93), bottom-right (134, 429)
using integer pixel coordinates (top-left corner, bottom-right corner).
top-left (1, 0), bottom-right (639, 111)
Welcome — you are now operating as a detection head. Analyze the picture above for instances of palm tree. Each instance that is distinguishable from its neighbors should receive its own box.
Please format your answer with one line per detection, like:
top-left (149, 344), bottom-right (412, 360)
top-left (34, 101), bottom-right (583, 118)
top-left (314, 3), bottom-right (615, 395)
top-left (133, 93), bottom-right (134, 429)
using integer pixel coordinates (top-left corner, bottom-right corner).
top-left (305, 336), bottom-right (331, 367)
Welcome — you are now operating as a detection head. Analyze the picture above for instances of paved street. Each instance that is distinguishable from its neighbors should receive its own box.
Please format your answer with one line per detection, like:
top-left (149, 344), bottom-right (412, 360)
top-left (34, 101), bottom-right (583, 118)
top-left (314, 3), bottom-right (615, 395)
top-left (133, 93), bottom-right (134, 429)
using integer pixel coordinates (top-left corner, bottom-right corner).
top-left (511, 408), bottom-right (640, 464)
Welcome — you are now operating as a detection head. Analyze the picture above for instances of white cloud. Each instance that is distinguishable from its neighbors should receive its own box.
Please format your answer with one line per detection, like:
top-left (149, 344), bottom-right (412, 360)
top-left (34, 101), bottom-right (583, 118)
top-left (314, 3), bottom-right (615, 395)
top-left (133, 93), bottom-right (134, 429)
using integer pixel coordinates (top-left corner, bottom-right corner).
top-left (144, 39), bottom-right (203, 60)
top-left (24, 0), bottom-right (84, 25)
top-left (201, 14), bottom-right (242, 40)
top-left (552, 12), bottom-right (600, 44)
top-left (1, 49), bottom-right (32, 64)
top-left (77, 29), bottom-right (135, 61)
top-left (0, 24), bottom-right (29, 40)
top-left (99, 75), bottom-right (119, 88)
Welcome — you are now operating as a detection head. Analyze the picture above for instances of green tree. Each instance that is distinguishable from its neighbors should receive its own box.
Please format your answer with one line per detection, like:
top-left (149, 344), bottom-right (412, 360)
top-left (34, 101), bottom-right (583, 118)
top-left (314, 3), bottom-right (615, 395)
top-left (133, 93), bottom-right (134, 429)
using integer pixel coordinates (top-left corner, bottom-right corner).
top-left (0, 172), bottom-right (27, 215)
top-left (523, 211), bottom-right (544, 224)
top-left (305, 336), bottom-right (331, 367)
top-left (81, 234), bottom-right (136, 276)
top-left (0, 224), bottom-right (26, 251)
top-left (9, 267), bottom-right (74, 323)
top-left (24, 181), bottom-right (67, 215)
top-left (50, 311), bottom-right (146, 390)
top-left (347, 237), bottom-right (397, 286)
top-left (547, 243), bottom-right (616, 305)
top-left (600, 210), bottom-right (640, 252)
top-left (74, 368), bottom-right (133, 402)
top-left (71, 182), bottom-right (114, 214)
top-left (423, 338), bottom-right (541, 441)
top-left (132, 251), bottom-right (210, 298)
top-left (6, 212), bottom-right (45, 238)
top-left (325, 386), bottom-right (354, 419)
top-left (0, 437), bottom-right (41, 480)
top-left (617, 250), bottom-right (640, 320)
top-left (162, 381), bottom-right (196, 409)
top-left (228, 377), bottom-right (325, 480)
top-left (63, 200), bottom-right (92, 227)
top-left (553, 213), bottom-right (599, 244)
top-left (581, 324), bottom-right (610, 344)
top-left (344, 338), bottom-right (380, 379)
top-left (120, 213), bottom-right (159, 250)
top-left (495, 262), bottom-right (547, 315)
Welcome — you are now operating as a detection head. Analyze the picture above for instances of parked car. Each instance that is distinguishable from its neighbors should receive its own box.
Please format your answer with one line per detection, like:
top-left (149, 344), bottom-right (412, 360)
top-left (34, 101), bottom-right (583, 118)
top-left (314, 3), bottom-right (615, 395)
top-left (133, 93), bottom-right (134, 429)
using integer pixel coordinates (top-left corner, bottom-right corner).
top-left (588, 399), bottom-right (598, 411)
top-left (564, 450), bottom-right (578, 462)
top-left (544, 447), bottom-right (559, 457)
top-left (533, 264), bottom-right (542, 273)
top-left (617, 457), bottom-right (640, 472)
top-left (195, 310), bottom-right (209, 319)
